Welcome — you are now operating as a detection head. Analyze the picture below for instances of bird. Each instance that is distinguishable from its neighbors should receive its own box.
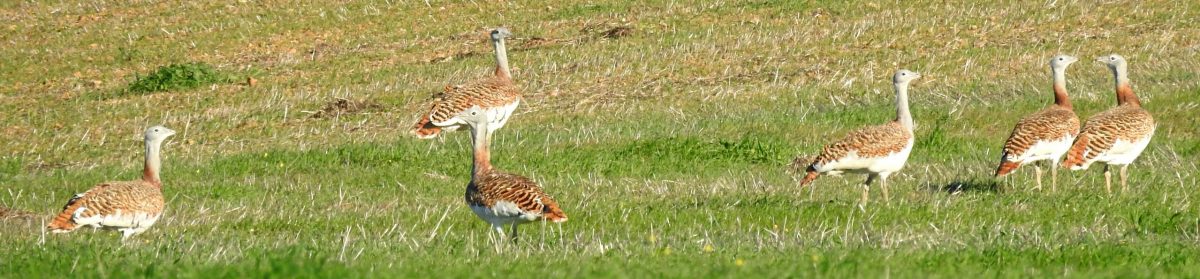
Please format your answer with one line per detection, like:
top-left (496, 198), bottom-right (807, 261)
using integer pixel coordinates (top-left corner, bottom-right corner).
top-left (411, 27), bottom-right (522, 139)
top-left (1062, 54), bottom-right (1155, 194)
top-left (47, 125), bottom-right (176, 240)
top-left (454, 105), bottom-right (567, 241)
top-left (797, 69), bottom-right (921, 206)
top-left (994, 55), bottom-right (1082, 191)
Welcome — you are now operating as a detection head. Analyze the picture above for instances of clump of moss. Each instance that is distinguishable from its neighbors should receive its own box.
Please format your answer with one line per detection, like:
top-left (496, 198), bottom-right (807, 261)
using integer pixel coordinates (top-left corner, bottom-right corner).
top-left (128, 63), bottom-right (230, 93)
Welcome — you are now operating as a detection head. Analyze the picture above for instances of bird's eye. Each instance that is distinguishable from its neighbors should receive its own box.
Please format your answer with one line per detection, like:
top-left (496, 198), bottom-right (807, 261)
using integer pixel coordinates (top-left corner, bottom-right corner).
top-left (1110, 57), bottom-right (1116, 61)
top-left (1058, 58), bottom-right (1064, 61)
top-left (471, 111), bottom-right (478, 116)
top-left (154, 129), bottom-right (159, 132)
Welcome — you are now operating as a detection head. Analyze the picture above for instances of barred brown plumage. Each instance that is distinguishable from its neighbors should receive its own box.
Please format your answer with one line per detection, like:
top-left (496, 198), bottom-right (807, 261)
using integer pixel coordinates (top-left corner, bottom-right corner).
top-left (1061, 54), bottom-right (1155, 194)
top-left (994, 55), bottom-right (1081, 191)
top-left (454, 104), bottom-right (566, 241)
top-left (797, 69), bottom-right (920, 207)
top-left (466, 172), bottom-right (568, 222)
top-left (47, 125), bottom-right (175, 240)
top-left (411, 28), bottom-right (522, 139)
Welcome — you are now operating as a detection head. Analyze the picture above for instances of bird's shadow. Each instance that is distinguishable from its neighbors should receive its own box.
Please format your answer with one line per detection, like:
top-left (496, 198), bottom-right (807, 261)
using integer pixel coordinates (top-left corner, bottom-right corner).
top-left (923, 179), bottom-right (1002, 194)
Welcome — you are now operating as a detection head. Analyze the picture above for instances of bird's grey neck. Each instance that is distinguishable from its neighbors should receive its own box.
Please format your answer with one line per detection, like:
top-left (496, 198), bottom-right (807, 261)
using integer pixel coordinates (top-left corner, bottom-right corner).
top-left (492, 37), bottom-right (511, 79)
top-left (1112, 64), bottom-right (1130, 86)
top-left (1111, 64), bottom-right (1139, 106)
top-left (469, 121), bottom-right (493, 179)
top-left (1051, 66), bottom-right (1071, 107)
top-left (143, 139), bottom-right (163, 185)
top-left (894, 83), bottom-right (913, 130)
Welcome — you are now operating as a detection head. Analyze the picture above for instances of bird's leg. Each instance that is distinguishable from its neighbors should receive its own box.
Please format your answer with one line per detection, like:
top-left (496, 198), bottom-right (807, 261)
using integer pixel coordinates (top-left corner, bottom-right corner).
top-left (1050, 159), bottom-right (1059, 192)
top-left (1034, 163), bottom-right (1044, 191)
top-left (1103, 165), bottom-right (1112, 194)
top-left (510, 224), bottom-right (519, 244)
top-left (492, 225), bottom-right (507, 239)
top-left (881, 175), bottom-right (891, 204)
top-left (860, 174), bottom-right (877, 209)
top-left (1120, 165), bottom-right (1129, 194)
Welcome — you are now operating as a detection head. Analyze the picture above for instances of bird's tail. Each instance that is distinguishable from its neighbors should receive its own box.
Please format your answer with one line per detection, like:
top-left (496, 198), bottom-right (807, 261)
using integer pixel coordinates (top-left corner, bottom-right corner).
top-left (47, 204), bottom-right (82, 233)
top-left (410, 115), bottom-right (442, 139)
top-left (995, 155), bottom-right (1021, 177)
top-left (1061, 133), bottom-right (1092, 169)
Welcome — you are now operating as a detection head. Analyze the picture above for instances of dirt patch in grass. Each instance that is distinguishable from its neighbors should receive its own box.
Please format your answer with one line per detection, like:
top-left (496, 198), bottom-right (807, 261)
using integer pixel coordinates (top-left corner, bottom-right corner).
top-left (24, 160), bottom-right (74, 172)
top-left (788, 155), bottom-right (814, 174)
top-left (599, 26), bottom-right (634, 39)
top-left (426, 24), bottom-right (637, 63)
top-left (0, 206), bottom-right (34, 220)
top-left (308, 98), bottom-right (384, 119)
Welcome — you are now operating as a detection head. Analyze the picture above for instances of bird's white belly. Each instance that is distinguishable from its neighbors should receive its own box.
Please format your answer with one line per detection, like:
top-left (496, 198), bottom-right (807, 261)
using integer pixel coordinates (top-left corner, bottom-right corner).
top-left (1096, 133), bottom-right (1153, 165)
top-left (430, 100), bottom-right (520, 132)
top-left (818, 139), bottom-right (914, 175)
top-left (486, 100), bottom-right (520, 133)
top-left (75, 209), bottom-right (160, 231)
top-left (1010, 134), bottom-right (1074, 163)
top-left (470, 201), bottom-right (538, 227)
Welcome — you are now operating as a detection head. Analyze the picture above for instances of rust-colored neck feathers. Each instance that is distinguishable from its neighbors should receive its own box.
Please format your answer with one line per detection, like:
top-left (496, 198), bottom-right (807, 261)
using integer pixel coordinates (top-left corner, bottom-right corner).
top-left (469, 120), bottom-right (493, 178)
top-left (142, 139), bottom-right (163, 187)
top-left (1051, 68), bottom-right (1071, 108)
top-left (1116, 82), bottom-right (1139, 106)
top-left (1111, 64), bottom-right (1140, 107)
top-left (492, 36), bottom-right (511, 80)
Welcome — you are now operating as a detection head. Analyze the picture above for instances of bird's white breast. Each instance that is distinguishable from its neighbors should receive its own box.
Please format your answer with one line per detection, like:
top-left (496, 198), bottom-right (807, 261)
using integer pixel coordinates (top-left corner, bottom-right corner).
top-left (1096, 131), bottom-right (1154, 165)
top-left (74, 208), bottom-right (161, 231)
top-left (470, 200), bottom-right (538, 227)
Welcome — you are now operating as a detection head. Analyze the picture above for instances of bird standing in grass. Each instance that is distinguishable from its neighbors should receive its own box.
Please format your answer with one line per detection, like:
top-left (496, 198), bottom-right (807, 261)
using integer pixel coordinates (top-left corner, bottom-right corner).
top-left (411, 28), bottom-right (522, 139)
top-left (995, 55), bottom-right (1081, 191)
top-left (455, 105), bottom-right (567, 241)
top-left (48, 126), bottom-right (176, 240)
top-left (1062, 54), bottom-right (1155, 194)
top-left (798, 69), bottom-right (921, 206)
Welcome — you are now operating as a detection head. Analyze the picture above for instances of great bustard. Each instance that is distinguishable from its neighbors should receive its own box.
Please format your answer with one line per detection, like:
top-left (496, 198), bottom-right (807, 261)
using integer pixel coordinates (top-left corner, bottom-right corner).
top-left (995, 55), bottom-right (1081, 191)
top-left (798, 69), bottom-right (921, 206)
top-left (454, 105), bottom-right (567, 241)
top-left (411, 28), bottom-right (522, 139)
top-left (48, 126), bottom-right (176, 240)
top-left (1062, 54), bottom-right (1155, 194)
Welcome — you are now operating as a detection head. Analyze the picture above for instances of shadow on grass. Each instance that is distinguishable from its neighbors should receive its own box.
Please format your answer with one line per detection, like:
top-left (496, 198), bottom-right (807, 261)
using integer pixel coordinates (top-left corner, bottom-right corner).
top-left (923, 179), bottom-right (1002, 194)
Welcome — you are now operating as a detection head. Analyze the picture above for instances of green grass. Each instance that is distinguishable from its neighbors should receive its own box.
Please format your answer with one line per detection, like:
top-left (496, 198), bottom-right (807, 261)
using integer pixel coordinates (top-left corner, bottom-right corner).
top-left (2, 0), bottom-right (1199, 278)
top-left (126, 63), bottom-right (232, 94)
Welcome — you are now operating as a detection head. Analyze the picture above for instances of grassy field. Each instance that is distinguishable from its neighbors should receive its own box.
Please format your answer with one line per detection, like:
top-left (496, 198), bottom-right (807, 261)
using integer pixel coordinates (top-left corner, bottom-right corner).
top-left (2, 0), bottom-right (1199, 277)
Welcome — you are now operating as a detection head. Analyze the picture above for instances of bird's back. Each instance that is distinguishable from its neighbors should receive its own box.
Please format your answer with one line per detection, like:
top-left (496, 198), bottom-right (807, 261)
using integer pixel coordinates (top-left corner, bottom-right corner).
top-left (48, 180), bottom-right (164, 232)
top-left (412, 77), bottom-right (522, 138)
top-left (995, 106), bottom-right (1079, 175)
top-left (1062, 104), bottom-right (1155, 168)
top-left (466, 171), bottom-right (567, 223)
top-left (810, 121), bottom-right (913, 170)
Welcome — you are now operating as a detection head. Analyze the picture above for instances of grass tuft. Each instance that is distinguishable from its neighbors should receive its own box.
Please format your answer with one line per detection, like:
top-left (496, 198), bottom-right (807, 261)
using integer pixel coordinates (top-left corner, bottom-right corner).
top-left (127, 63), bottom-right (231, 93)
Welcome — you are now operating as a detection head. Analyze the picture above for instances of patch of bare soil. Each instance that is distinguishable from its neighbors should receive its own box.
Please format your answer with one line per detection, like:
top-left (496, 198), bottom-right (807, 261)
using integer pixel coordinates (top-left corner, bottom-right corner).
top-left (309, 98), bottom-right (384, 119)
top-left (788, 156), bottom-right (814, 174)
top-left (426, 24), bottom-right (637, 63)
top-left (0, 206), bottom-right (34, 220)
